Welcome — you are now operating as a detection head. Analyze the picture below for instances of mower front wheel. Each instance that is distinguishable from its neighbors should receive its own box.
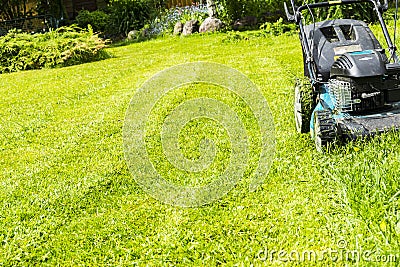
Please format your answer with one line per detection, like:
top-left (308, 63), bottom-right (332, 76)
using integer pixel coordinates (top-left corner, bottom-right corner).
top-left (313, 110), bottom-right (337, 152)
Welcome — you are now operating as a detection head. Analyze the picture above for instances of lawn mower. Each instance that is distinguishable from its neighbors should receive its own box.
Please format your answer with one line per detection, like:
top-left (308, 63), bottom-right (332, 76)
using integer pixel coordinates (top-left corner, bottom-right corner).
top-left (285, 0), bottom-right (400, 151)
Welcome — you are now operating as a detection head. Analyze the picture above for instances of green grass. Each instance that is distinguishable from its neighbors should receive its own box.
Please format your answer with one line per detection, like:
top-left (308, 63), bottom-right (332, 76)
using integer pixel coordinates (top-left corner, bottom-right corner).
top-left (0, 32), bottom-right (400, 265)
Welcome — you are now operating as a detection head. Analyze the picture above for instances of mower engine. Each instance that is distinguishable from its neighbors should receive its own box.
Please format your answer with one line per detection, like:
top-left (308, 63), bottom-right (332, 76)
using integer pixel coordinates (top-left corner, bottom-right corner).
top-left (329, 50), bottom-right (400, 113)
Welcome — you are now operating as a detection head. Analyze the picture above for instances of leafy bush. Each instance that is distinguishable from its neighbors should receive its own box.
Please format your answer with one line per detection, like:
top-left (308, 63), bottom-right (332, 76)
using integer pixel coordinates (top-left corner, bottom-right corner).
top-left (260, 18), bottom-right (296, 36)
top-left (107, 0), bottom-right (160, 36)
top-left (301, 2), bottom-right (376, 24)
top-left (72, 0), bottom-right (164, 38)
top-left (0, 26), bottom-right (110, 73)
top-left (179, 4), bottom-right (208, 24)
top-left (221, 19), bottom-right (296, 43)
top-left (215, 0), bottom-right (376, 26)
top-left (75, 10), bottom-right (111, 33)
top-left (216, 0), bottom-right (282, 25)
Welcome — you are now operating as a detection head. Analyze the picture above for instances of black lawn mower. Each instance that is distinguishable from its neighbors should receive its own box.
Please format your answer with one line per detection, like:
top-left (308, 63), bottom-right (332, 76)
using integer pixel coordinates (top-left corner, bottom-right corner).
top-left (285, 0), bottom-right (400, 151)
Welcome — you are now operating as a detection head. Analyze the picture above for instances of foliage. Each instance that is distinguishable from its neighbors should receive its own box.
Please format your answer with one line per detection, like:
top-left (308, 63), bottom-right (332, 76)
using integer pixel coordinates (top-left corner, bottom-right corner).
top-left (215, 0), bottom-right (282, 25)
top-left (0, 25), bottom-right (109, 73)
top-left (301, 2), bottom-right (376, 24)
top-left (220, 30), bottom-right (250, 43)
top-left (178, 4), bottom-right (208, 24)
top-left (260, 18), bottom-right (297, 36)
top-left (212, 0), bottom-right (378, 26)
top-left (107, 0), bottom-right (161, 36)
top-left (71, 0), bottom-right (165, 37)
top-left (36, 0), bottom-right (66, 21)
top-left (222, 18), bottom-right (296, 43)
top-left (148, 4), bottom-right (208, 35)
top-left (76, 10), bottom-right (111, 33)
top-left (69, 0), bottom-right (396, 38)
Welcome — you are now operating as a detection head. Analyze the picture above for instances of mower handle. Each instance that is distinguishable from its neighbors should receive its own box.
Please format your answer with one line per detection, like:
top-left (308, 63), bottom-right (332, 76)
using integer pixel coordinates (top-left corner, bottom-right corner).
top-left (284, 2), bottom-right (295, 22)
top-left (284, 0), bottom-right (397, 81)
top-left (284, 0), bottom-right (299, 22)
top-left (382, 0), bottom-right (389, 12)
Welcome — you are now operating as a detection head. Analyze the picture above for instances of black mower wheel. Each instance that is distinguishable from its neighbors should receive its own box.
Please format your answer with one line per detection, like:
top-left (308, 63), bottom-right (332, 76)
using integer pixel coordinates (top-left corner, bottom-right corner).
top-left (313, 110), bottom-right (337, 152)
top-left (294, 79), bottom-right (315, 133)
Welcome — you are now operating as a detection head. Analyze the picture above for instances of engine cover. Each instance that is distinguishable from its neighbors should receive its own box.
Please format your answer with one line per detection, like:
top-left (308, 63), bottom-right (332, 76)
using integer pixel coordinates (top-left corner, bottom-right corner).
top-left (328, 77), bottom-right (385, 113)
top-left (330, 50), bottom-right (386, 78)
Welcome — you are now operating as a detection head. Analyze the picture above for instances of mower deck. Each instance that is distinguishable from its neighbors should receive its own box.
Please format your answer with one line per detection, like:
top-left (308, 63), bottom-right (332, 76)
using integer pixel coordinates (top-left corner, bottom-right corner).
top-left (337, 102), bottom-right (400, 138)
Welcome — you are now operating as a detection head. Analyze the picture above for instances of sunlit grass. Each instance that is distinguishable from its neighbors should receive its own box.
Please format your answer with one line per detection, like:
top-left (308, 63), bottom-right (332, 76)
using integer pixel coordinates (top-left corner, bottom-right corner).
top-left (0, 31), bottom-right (399, 265)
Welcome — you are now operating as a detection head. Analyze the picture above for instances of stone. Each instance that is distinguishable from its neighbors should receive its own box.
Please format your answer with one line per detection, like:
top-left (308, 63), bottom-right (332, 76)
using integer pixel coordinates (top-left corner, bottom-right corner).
top-left (127, 30), bottom-right (138, 41)
top-left (199, 17), bottom-right (223, 33)
top-left (182, 20), bottom-right (199, 36)
top-left (173, 21), bottom-right (183, 35)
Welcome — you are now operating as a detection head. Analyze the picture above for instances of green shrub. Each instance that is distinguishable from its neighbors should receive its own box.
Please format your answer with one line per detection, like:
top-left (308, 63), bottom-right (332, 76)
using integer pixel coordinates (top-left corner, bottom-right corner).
top-left (216, 0), bottom-right (282, 24)
top-left (76, 10), bottom-right (111, 33)
top-left (179, 5), bottom-right (208, 24)
top-left (0, 26), bottom-right (110, 73)
top-left (73, 0), bottom-right (164, 37)
top-left (301, 2), bottom-right (375, 24)
top-left (221, 19), bottom-right (296, 43)
top-left (215, 0), bottom-right (376, 26)
top-left (260, 18), bottom-right (296, 36)
top-left (107, 0), bottom-right (159, 36)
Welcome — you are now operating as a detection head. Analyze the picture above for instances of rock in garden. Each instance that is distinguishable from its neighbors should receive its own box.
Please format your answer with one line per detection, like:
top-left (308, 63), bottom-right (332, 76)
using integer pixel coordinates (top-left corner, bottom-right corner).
top-left (182, 20), bottom-right (199, 36)
top-left (199, 17), bottom-right (223, 33)
top-left (127, 30), bottom-right (138, 41)
top-left (173, 21), bottom-right (183, 35)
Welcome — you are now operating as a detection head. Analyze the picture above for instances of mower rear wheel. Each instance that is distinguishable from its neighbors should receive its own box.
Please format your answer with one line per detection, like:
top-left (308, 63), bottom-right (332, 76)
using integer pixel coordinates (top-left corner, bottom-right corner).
top-left (313, 110), bottom-right (337, 152)
top-left (294, 79), bottom-right (314, 133)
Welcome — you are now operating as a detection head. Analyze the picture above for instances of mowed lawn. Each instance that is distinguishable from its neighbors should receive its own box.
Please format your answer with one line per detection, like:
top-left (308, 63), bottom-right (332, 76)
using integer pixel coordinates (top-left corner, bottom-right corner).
top-left (1, 32), bottom-right (400, 265)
